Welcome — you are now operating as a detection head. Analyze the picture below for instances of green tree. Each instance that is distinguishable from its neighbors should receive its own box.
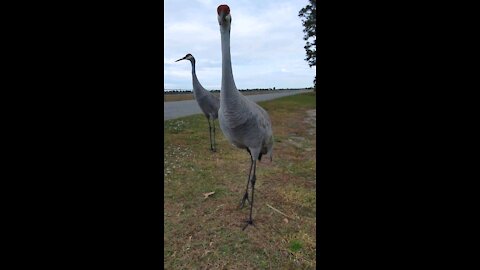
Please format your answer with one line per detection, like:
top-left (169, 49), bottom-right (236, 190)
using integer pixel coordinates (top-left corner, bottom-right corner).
top-left (298, 0), bottom-right (316, 90)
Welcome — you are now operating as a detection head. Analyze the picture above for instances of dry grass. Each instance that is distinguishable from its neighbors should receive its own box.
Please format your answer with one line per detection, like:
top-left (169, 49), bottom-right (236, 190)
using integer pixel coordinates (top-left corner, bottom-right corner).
top-left (164, 92), bottom-right (316, 269)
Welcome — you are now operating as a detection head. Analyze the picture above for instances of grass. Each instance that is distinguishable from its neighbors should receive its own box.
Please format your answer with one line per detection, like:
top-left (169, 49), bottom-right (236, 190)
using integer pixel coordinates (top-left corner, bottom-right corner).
top-left (164, 92), bottom-right (316, 269)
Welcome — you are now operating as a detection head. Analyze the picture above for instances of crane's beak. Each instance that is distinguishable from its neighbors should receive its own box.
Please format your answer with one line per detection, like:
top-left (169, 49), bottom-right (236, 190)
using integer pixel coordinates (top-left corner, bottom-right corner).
top-left (175, 57), bottom-right (185, 62)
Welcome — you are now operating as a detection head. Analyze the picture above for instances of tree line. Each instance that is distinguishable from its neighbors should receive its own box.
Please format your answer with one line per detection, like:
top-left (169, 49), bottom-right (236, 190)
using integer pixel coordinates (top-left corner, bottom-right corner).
top-left (163, 87), bottom-right (314, 94)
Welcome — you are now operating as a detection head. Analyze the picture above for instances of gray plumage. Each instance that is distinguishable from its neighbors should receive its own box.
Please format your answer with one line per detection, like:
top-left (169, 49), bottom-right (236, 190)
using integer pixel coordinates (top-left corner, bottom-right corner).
top-left (175, 54), bottom-right (220, 152)
top-left (217, 5), bottom-right (273, 230)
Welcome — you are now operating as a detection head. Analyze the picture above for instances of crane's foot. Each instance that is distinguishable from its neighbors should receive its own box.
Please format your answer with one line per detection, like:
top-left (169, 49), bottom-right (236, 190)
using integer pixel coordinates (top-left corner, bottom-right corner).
top-left (210, 148), bottom-right (217, 153)
top-left (242, 219), bottom-right (254, 231)
top-left (239, 192), bottom-right (250, 209)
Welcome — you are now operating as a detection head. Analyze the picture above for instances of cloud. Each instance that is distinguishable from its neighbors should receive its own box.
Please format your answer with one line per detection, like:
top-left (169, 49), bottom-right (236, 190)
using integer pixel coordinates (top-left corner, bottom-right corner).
top-left (164, 0), bottom-right (315, 90)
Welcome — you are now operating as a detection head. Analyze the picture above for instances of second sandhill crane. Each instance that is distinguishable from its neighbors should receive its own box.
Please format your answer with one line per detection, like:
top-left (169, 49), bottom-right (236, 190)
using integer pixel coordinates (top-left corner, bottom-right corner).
top-left (216, 5), bottom-right (274, 230)
top-left (176, 54), bottom-right (220, 152)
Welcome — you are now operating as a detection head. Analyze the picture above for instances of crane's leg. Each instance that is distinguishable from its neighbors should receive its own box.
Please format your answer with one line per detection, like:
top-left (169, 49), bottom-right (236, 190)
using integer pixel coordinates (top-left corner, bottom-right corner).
top-left (243, 159), bottom-right (257, 230)
top-left (207, 118), bottom-right (214, 152)
top-left (212, 119), bottom-right (216, 152)
top-left (239, 152), bottom-right (254, 209)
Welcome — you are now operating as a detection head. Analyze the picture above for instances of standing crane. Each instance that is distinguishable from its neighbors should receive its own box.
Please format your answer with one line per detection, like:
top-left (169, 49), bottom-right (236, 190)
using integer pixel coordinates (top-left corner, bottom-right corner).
top-left (216, 5), bottom-right (274, 230)
top-left (175, 54), bottom-right (220, 152)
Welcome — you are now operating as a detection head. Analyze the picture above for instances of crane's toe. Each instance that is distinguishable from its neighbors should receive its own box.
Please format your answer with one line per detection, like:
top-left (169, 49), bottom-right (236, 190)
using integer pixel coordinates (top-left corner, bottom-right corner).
top-left (242, 219), bottom-right (254, 231)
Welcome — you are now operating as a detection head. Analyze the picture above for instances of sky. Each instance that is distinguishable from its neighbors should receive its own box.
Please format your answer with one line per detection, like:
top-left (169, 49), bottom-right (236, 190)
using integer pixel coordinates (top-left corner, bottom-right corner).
top-left (164, 0), bottom-right (316, 91)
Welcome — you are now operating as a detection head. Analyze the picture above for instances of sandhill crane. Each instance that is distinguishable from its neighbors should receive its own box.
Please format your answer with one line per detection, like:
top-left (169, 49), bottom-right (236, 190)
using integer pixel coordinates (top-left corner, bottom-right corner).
top-left (175, 54), bottom-right (220, 152)
top-left (216, 5), bottom-right (274, 230)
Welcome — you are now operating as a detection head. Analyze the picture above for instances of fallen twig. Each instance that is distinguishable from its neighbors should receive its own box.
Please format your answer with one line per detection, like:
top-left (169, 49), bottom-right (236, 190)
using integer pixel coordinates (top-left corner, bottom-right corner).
top-left (266, 203), bottom-right (295, 220)
top-left (203, 191), bottom-right (215, 199)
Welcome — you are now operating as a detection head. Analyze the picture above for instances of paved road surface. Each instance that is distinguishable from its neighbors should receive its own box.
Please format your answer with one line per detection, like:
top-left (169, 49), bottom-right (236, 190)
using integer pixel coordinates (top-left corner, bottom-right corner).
top-left (164, 89), bottom-right (312, 121)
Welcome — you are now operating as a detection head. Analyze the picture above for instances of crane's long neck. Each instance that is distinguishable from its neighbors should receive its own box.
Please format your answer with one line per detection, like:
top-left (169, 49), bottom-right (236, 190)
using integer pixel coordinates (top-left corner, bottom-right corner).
top-left (190, 59), bottom-right (203, 98)
top-left (220, 27), bottom-right (241, 105)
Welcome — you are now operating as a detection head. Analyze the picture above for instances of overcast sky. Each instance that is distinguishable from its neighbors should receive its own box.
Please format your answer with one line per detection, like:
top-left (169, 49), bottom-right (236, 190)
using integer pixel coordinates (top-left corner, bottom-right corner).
top-left (164, 0), bottom-right (316, 90)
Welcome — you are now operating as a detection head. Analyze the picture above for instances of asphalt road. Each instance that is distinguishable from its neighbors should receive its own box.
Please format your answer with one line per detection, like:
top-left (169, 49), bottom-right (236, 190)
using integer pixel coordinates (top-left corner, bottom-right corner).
top-left (164, 89), bottom-right (312, 120)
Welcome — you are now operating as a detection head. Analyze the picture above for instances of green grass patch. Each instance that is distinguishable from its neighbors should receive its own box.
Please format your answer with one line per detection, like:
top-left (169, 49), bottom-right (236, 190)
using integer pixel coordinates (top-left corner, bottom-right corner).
top-left (289, 240), bottom-right (303, 252)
